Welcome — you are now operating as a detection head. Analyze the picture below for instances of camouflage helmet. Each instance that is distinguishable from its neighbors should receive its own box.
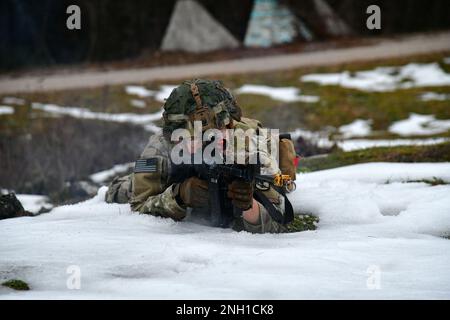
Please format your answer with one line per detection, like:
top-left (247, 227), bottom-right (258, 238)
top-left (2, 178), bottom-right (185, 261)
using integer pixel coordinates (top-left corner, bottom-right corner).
top-left (162, 79), bottom-right (242, 136)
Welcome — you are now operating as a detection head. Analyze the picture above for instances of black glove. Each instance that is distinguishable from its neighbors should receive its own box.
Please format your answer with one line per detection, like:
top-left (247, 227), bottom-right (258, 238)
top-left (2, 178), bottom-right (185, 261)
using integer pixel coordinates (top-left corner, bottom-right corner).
top-left (175, 177), bottom-right (209, 208)
top-left (227, 180), bottom-right (254, 210)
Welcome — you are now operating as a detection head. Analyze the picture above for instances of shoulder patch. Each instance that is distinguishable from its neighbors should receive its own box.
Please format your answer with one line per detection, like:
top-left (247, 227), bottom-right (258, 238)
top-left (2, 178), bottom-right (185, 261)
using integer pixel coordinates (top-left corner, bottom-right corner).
top-left (134, 158), bottom-right (158, 173)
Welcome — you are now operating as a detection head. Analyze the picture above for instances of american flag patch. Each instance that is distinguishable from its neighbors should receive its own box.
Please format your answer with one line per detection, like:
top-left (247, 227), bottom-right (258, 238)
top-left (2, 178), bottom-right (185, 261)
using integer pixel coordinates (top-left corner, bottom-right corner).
top-left (134, 158), bottom-right (158, 173)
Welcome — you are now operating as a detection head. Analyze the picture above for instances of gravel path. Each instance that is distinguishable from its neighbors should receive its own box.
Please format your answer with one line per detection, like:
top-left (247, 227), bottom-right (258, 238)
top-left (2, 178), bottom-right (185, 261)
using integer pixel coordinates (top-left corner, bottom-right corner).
top-left (1, 31), bottom-right (449, 94)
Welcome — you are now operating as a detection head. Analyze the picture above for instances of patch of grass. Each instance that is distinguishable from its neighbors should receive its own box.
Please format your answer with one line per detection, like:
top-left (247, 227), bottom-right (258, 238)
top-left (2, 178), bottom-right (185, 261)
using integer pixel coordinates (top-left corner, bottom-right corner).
top-left (397, 177), bottom-right (447, 186)
top-left (22, 85), bottom-right (163, 114)
top-left (299, 141), bottom-right (450, 172)
top-left (286, 215), bottom-right (319, 233)
top-left (0, 84), bottom-right (164, 133)
top-left (3, 51), bottom-right (450, 135)
top-left (212, 51), bottom-right (450, 132)
top-left (2, 279), bottom-right (30, 291)
top-left (231, 94), bottom-right (314, 130)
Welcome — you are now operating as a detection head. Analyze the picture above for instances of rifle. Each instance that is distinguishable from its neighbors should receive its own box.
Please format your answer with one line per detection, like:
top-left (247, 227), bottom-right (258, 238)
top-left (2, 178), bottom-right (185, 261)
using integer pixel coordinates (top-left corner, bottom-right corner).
top-left (169, 159), bottom-right (295, 228)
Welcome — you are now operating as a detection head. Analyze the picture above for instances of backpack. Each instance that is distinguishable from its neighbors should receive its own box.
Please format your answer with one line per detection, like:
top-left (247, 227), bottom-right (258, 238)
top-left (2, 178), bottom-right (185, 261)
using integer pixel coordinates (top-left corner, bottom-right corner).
top-left (237, 117), bottom-right (297, 182)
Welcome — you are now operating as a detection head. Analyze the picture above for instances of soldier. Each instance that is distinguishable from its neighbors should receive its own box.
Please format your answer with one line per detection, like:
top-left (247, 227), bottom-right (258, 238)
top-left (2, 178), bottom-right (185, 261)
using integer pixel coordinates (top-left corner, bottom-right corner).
top-left (105, 79), bottom-right (292, 233)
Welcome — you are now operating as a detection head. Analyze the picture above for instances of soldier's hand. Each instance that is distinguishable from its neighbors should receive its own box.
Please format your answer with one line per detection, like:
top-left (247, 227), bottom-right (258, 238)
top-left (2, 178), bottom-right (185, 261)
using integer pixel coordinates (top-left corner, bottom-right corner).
top-left (177, 177), bottom-right (209, 208)
top-left (227, 180), bottom-right (254, 210)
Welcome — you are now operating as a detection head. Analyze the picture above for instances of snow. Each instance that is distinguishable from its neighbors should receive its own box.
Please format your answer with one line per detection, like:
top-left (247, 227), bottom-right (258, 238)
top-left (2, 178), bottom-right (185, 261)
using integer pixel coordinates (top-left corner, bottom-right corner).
top-left (90, 163), bottom-right (134, 184)
top-left (154, 85), bottom-right (177, 103)
top-left (289, 128), bottom-right (334, 148)
top-left (125, 85), bottom-right (177, 102)
top-left (31, 103), bottom-right (163, 133)
top-left (15, 194), bottom-right (53, 214)
top-left (0, 106), bottom-right (14, 115)
top-left (290, 118), bottom-right (449, 151)
top-left (301, 63), bottom-right (450, 92)
top-left (1, 163), bottom-right (449, 299)
top-left (389, 113), bottom-right (450, 136)
top-left (296, 162), bottom-right (450, 184)
top-left (235, 84), bottom-right (319, 103)
top-left (337, 137), bottom-right (449, 151)
top-left (2, 97), bottom-right (25, 105)
top-left (338, 119), bottom-right (372, 138)
top-left (125, 86), bottom-right (155, 98)
top-left (444, 57), bottom-right (450, 64)
top-left (130, 99), bottom-right (146, 108)
top-left (420, 92), bottom-right (450, 101)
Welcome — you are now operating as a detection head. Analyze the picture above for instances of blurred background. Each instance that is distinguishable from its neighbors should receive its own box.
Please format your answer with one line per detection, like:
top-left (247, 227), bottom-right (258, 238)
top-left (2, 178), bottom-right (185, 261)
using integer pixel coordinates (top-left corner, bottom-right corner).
top-left (1, 0), bottom-right (450, 213)
top-left (1, 0), bottom-right (450, 71)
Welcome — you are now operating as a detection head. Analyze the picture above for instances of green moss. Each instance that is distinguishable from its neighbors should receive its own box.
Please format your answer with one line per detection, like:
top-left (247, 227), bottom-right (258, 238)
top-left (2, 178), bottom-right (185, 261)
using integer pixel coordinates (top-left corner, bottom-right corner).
top-left (286, 215), bottom-right (319, 233)
top-left (299, 142), bottom-right (450, 172)
top-left (2, 279), bottom-right (30, 291)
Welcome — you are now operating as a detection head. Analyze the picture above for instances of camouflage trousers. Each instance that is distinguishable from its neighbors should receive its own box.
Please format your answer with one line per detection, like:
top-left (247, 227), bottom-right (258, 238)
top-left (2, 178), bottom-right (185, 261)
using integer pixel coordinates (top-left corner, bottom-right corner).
top-left (105, 175), bottom-right (133, 204)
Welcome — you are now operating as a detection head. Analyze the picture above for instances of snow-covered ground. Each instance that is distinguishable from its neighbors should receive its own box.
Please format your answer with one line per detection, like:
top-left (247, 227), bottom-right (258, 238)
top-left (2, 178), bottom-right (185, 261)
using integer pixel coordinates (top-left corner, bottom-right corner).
top-left (337, 137), bottom-right (449, 152)
top-left (154, 85), bottom-right (178, 103)
top-left (125, 85), bottom-right (177, 103)
top-left (290, 128), bottom-right (334, 148)
top-left (90, 163), bottom-right (134, 184)
top-left (1, 163), bottom-right (449, 299)
top-left (338, 119), bottom-right (372, 138)
top-left (32, 103), bottom-right (162, 125)
top-left (419, 92), bottom-right (450, 101)
top-left (301, 63), bottom-right (450, 92)
top-left (290, 126), bottom-right (449, 152)
top-left (389, 113), bottom-right (450, 136)
top-left (130, 99), bottom-right (146, 108)
top-left (235, 84), bottom-right (319, 103)
top-left (15, 195), bottom-right (53, 214)
top-left (31, 103), bottom-right (163, 133)
top-left (2, 97), bottom-right (25, 105)
top-left (125, 86), bottom-right (155, 98)
top-left (29, 85), bottom-right (178, 133)
top-left (0, 106), bottom-right (15, 115)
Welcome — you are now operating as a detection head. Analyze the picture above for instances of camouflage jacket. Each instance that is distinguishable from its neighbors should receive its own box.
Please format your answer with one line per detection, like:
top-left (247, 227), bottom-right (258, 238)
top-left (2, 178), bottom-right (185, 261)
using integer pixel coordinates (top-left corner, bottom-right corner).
top-left (106, 118), bottom-right (287, 233)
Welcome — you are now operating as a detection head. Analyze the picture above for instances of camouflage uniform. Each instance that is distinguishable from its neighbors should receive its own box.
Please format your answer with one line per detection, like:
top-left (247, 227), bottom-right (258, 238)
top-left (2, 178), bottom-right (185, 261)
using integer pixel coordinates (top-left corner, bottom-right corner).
top-left (106, 121), bottom-right (287, 234)
top-left (105, 79), bottom-right (288, 233)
